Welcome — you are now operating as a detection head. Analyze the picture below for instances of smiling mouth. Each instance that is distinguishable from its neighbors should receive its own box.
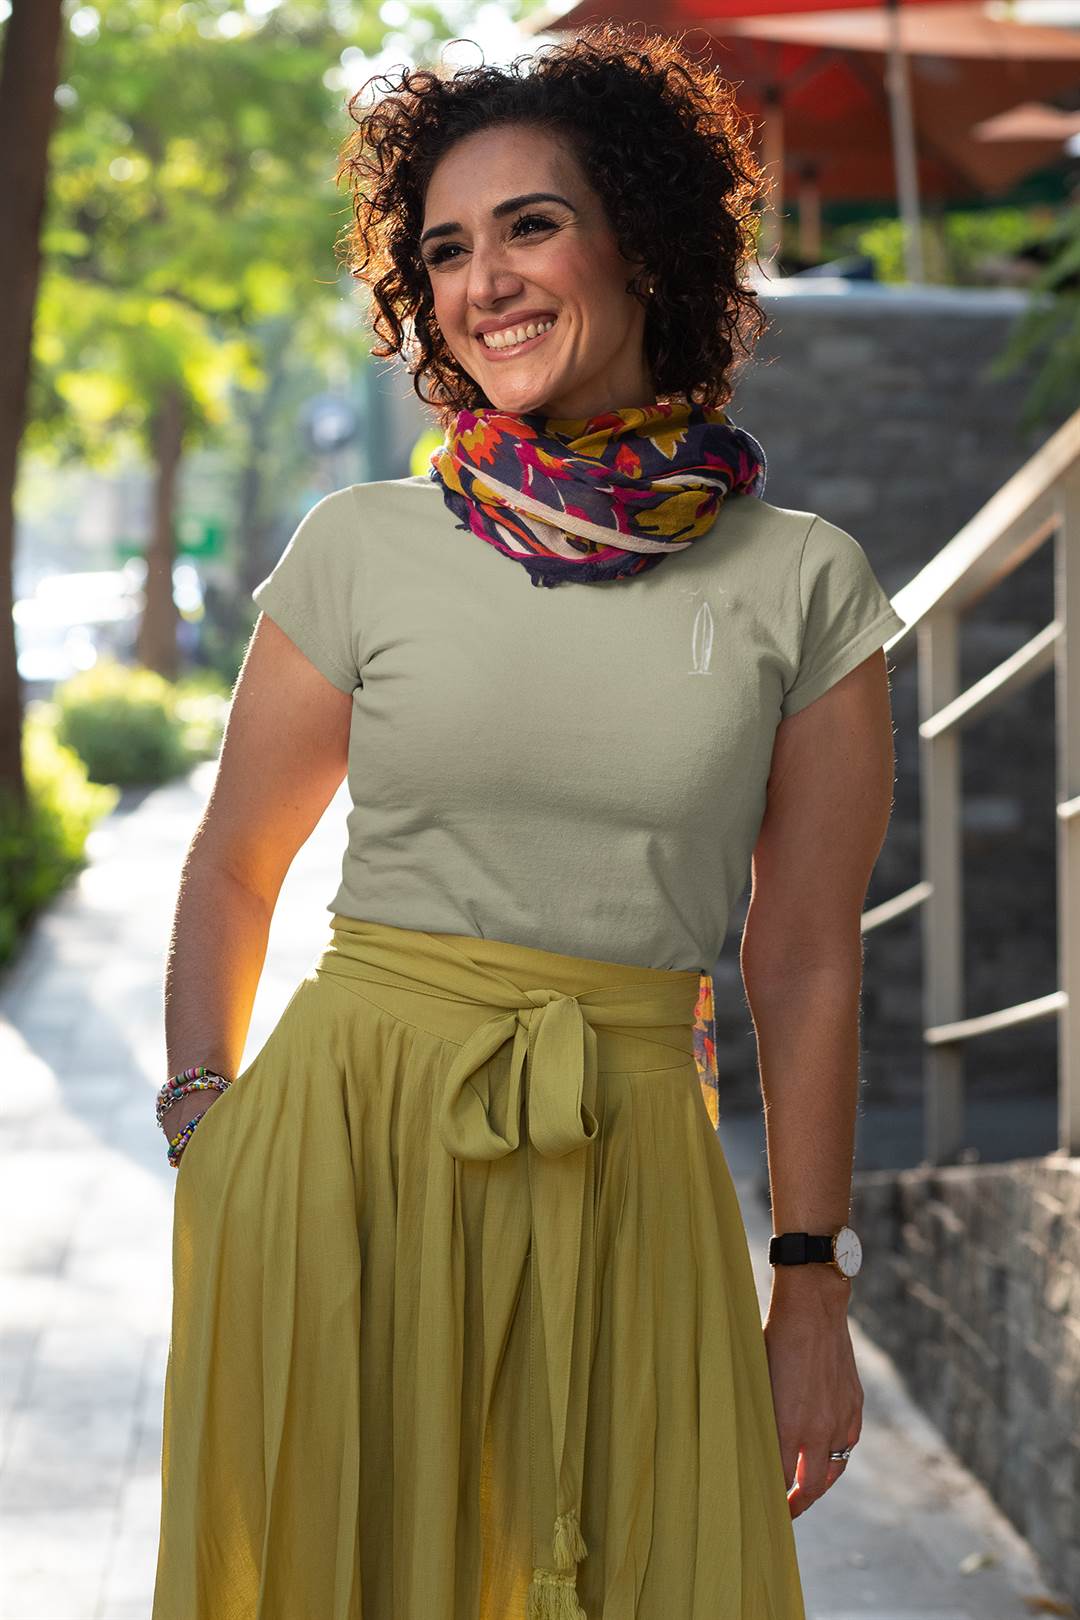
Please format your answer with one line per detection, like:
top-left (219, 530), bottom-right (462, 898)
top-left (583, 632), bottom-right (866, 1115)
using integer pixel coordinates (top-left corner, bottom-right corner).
top-left (477, 316), bottom-right (558, 357)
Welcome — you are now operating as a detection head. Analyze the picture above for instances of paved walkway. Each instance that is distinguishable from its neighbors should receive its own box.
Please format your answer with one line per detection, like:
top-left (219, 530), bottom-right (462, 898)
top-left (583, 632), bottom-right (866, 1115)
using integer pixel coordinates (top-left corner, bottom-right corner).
top-left (0, 761), bottom-right (1069, 1619)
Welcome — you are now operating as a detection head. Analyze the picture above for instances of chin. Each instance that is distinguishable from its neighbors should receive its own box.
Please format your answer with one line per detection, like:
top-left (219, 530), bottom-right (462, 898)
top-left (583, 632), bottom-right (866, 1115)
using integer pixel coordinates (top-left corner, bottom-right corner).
top-left (488, 388), bottom-right (561, 416)
top-left (461, 360), bottom-right (568, 418)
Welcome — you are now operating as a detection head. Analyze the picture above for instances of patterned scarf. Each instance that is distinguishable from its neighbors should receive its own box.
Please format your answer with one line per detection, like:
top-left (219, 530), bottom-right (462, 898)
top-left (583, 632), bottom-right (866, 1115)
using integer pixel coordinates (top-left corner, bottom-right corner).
top-left (428, 400), bottom-right (767, 590)
top-left (428, 399), bottom-right (764, 1122)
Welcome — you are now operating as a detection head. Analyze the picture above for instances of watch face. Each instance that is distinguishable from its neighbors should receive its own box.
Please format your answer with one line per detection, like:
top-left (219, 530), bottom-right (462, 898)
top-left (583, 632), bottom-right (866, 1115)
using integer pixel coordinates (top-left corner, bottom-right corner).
top-left (834, 1226), bottom-right (862, 1277)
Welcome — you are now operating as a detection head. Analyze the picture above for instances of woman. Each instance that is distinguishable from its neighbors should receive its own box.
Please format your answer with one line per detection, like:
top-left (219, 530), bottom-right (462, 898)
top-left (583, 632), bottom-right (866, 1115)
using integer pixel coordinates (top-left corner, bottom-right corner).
top-left (152, 22), bottom-right (903, 1620)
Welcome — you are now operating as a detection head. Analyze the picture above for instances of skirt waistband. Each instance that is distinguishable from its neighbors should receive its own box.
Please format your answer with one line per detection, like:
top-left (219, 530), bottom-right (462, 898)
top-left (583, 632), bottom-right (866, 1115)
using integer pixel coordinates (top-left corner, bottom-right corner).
top-left (314, 913), bottom-right (703, 1067)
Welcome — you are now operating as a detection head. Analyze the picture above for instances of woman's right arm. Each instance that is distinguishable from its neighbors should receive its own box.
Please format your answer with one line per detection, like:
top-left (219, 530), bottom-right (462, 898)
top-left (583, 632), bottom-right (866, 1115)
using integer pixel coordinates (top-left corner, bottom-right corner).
top-left (160, 611), bottom-right (354, 1142)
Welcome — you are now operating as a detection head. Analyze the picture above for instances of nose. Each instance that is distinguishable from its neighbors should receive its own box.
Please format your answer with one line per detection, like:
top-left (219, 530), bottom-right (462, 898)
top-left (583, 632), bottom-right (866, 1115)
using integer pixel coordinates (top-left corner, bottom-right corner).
top-left (466, 236), bottom-right (524, 310)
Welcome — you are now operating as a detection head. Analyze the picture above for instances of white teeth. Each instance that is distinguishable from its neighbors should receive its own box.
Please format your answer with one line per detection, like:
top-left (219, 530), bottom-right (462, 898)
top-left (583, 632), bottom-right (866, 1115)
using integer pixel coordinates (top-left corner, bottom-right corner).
top-left (481, 317), bottom-right (556, 350)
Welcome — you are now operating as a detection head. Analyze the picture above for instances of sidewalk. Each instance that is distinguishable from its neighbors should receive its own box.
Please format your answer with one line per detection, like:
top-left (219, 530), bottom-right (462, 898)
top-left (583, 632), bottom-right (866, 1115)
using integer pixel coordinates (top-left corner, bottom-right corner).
top-left (0, 761), bottom-right (1070, 1619)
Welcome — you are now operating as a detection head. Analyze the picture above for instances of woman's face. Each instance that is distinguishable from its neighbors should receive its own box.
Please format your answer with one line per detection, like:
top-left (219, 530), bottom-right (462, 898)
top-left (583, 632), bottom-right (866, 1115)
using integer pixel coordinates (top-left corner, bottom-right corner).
top-left (419, 122), bottom-right (655, 420)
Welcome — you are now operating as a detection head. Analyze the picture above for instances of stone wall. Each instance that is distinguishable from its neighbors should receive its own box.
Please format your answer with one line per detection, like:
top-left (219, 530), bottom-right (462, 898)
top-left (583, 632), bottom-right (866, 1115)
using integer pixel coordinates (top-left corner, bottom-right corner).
top-left (713, 280), bottom-right (1069, 1128)
top-left (850, 1153), bottom-right (1080, 1606)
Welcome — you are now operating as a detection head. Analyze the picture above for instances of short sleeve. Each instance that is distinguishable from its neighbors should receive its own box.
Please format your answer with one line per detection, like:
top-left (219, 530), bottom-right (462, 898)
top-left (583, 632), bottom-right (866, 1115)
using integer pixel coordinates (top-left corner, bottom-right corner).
top-left (251, 488), bottom-right (362, 694)
top-left (780, 515), bottom-right (905, 718)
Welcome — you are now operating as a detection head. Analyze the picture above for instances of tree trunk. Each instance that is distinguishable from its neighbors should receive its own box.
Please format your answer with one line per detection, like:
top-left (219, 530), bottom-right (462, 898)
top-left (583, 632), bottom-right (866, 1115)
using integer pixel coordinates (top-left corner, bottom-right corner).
top-left (0, 0), bottom-right (64, 811)
top-left (136, 384), bottom-right (185, 680)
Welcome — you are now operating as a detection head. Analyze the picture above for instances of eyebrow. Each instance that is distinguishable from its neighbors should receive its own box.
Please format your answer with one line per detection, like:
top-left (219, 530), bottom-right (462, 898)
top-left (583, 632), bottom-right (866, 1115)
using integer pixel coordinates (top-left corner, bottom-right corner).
top-left (419, 192), bottom-right (576, 249)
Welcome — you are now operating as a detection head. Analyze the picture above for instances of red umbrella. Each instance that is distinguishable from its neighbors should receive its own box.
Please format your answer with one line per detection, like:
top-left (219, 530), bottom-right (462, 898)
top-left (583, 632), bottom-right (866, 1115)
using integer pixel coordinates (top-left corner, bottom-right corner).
top-left (522, 0), bottom-right (1080, 277)
top-left (718, 4), bottom-right (1080, 250)
top-left (705, 13), bottom-right (1080, 192)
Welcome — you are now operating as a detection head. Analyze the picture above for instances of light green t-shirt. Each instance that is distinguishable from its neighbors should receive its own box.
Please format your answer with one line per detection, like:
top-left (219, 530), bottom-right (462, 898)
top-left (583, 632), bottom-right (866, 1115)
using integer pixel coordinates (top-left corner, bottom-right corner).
top-left (251, 475), bottom-right (904, 971)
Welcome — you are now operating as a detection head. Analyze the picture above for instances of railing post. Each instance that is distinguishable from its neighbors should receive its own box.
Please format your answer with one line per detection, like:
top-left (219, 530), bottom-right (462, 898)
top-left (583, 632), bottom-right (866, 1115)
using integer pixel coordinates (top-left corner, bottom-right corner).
top-left (1055, 462), bottom-right (1080, 1157)
top-left (920, 609), bottom-right (965, 1165)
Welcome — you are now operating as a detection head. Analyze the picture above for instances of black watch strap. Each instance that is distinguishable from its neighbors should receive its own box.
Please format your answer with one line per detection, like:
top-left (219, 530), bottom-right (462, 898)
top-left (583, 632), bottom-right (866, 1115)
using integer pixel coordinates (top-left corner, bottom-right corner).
top-left (769, 1232), bottom-right (835, 1264)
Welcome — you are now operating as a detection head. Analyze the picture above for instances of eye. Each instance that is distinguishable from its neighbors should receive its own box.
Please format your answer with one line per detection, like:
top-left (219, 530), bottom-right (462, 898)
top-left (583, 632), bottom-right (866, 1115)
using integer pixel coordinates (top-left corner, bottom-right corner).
top-left (511, 212), bottom-right (556, 239)
top-left (425, 242), bottom-right (461, 267)
top-left (423, 212), bottom-right (556, 268)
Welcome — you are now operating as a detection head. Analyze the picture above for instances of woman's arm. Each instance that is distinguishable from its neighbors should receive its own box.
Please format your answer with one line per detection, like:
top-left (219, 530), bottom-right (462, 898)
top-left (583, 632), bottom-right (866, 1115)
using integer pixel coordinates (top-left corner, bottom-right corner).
top-left (742, 642), bottom-right (896, 1269)
top-left (740, 643), bottom-right (898, 1512)
top-left (160, 613), bottom-right (353, 1139)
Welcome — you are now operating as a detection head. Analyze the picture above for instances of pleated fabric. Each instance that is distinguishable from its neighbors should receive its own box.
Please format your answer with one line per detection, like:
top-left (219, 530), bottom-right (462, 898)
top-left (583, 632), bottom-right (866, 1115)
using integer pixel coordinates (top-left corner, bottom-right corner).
top-left (151, 915), bottom-right (806, 1620)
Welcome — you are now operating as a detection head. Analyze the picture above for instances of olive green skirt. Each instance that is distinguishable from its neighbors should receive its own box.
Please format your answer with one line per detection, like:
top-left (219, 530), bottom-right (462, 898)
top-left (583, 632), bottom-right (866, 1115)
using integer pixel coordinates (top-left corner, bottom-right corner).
top-left (151, 915), bottom-right (806, 1619)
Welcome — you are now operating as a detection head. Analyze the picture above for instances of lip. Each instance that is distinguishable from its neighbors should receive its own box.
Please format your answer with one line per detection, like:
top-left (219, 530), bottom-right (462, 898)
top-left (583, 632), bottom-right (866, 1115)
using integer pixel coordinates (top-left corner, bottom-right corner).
top-left (473, 309), bottom-right (557, 338)
top-left (476, 315), bottom-right (558, 359)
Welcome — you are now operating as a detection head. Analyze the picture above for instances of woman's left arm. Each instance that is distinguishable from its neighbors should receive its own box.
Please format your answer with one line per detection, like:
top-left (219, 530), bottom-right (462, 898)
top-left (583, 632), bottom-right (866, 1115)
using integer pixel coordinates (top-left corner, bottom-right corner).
top-left (741, 643), bottom-right (899, 1519)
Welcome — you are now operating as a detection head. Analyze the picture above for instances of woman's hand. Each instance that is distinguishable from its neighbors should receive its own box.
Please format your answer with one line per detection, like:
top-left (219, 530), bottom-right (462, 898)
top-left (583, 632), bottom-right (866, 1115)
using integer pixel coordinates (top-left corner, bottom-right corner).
top-left (762, 1270), bottom-right (863, 1519)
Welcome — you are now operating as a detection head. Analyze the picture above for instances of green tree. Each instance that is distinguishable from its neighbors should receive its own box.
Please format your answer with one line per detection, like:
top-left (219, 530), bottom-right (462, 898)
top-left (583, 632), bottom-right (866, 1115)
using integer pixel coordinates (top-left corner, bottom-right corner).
top-left (0, 0), bottom-right (64, 815)
top-left (28, 0), bottom-right (373, 678)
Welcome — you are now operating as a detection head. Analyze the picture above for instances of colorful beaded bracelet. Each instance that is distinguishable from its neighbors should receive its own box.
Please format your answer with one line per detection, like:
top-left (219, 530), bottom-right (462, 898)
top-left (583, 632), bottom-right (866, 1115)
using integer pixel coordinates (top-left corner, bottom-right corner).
top-left (157, 1064), bottom-right (233, 1169)
top-left (155, 1064), bottom-right (232, 1128)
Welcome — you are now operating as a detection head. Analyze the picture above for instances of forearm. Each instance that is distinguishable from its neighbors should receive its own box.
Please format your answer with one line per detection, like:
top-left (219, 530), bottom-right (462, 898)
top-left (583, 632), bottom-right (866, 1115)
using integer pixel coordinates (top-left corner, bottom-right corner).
top-left (162, 851), bottom-right (275, 1131)
top-left (744, 961), bottom-right (862, 1302)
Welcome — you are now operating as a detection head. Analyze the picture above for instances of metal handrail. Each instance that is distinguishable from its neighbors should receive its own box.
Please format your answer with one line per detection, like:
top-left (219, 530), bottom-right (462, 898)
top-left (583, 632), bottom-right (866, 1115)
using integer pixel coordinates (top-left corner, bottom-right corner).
top-left (863, 408), bottom-right (1080, 1164)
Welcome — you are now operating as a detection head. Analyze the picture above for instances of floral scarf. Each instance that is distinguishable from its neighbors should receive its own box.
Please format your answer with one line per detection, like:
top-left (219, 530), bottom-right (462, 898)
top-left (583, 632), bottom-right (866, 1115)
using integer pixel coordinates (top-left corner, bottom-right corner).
top-left (428, 400), bottom-right (767, 590)
top-left (429, 399), bottom-right (766, 1125)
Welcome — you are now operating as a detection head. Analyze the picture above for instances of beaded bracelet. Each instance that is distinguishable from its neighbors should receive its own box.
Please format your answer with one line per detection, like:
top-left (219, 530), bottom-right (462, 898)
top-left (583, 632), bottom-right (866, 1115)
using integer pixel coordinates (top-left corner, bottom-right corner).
top-left (157, 1064), bottom-right (233, 1170)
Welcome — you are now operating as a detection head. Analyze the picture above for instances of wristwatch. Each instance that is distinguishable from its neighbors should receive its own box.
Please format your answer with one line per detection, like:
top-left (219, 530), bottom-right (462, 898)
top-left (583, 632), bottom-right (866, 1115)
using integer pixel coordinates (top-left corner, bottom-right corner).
top-left (769, 1225), bottom-right (862, 1279)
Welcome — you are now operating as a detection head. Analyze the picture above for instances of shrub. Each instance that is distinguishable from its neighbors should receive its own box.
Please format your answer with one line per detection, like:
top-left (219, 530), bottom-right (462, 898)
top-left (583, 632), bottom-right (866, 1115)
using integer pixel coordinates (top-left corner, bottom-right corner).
top-left (52, 657), bottom-right (227, 786)
top-left (0, 709), bottom-right (118, 967)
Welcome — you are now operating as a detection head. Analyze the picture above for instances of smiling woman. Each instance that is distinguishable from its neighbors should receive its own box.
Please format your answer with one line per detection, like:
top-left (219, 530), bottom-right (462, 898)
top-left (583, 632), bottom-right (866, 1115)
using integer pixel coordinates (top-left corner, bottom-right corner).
top-left (416, 125), bottom-right (660, 422)
top-left (334, 23), bottom-right (769, 429)
top-left (151, 19), bottom-right (903, 1620)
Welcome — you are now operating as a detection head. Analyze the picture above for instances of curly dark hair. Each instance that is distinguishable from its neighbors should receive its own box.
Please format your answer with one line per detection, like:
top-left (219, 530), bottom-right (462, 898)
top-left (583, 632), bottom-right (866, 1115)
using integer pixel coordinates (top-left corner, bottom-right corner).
top-left (334, 20), bottom-right (771, 435)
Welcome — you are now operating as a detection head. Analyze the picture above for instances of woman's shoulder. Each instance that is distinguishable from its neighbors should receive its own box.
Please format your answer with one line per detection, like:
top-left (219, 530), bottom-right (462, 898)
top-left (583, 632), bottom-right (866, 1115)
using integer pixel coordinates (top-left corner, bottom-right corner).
top-left (719, 492), bottom-right (820, 549)
top-left (713, 494), bottom-right (823, 585)
top-left (718, 494), bottom-right (879, 580)
top-left (256, 476), bottom-right (437, 596)
top-left (318, 473), bottom-right (444, 535)
top-left (345, 472), bottom-right (442, 505)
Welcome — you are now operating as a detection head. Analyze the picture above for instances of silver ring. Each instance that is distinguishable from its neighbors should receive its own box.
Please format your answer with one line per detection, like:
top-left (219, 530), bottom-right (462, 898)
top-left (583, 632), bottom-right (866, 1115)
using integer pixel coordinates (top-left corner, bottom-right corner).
top-left (829, 1446), bottom-right (853, 1461)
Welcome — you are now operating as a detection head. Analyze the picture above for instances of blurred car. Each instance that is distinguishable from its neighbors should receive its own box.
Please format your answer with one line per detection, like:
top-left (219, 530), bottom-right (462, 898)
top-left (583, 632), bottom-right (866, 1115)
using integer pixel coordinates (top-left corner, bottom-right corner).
top-left (13, 560), bottom-right (205, 697)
